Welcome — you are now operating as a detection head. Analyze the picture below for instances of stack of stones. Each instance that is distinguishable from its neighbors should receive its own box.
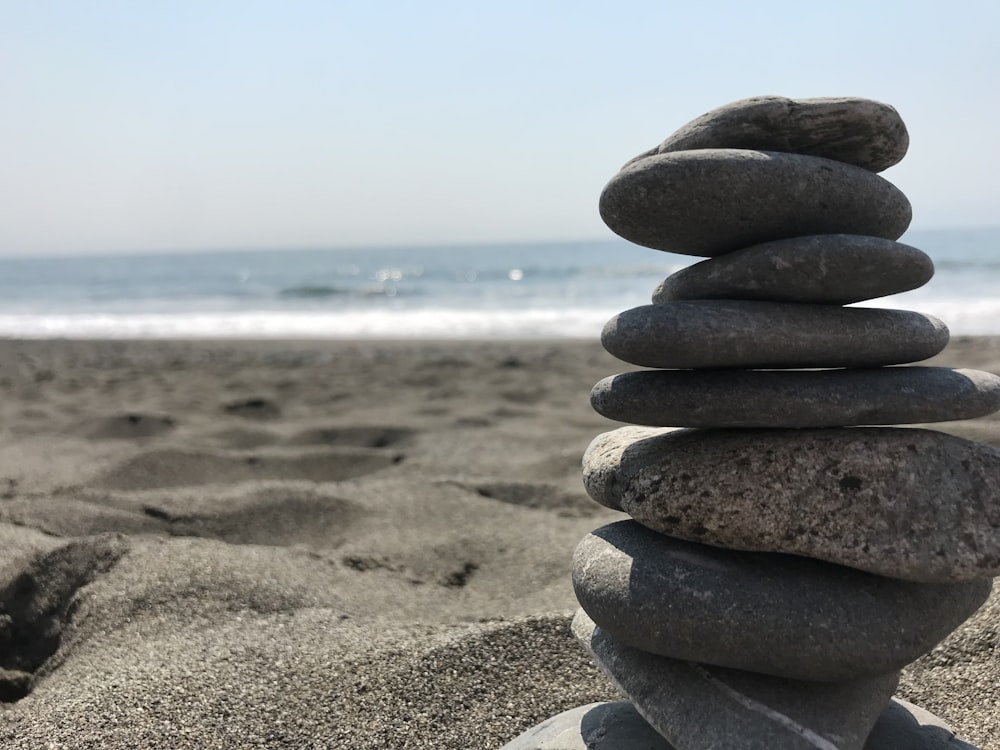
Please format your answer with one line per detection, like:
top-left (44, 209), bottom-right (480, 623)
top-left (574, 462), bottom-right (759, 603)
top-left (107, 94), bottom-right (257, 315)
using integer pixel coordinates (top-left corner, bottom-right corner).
top-left (503, 96), bottom-right (1000, 749)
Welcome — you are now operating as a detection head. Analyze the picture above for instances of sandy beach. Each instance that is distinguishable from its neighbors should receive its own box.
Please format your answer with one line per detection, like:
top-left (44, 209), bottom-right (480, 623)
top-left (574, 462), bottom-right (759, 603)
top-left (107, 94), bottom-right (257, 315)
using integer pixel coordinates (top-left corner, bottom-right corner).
top-left (0, 336), bottom-right (998, 749)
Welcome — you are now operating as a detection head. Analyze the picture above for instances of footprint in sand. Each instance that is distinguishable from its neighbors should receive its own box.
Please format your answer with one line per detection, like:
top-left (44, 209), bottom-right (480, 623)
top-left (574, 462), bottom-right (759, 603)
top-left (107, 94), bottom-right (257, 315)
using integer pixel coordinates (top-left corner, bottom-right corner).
top-left (340, 550), bottom-right (480, 589)
top-left (207, 427), bottom-right (282, 450)
top-left (86, 413), bottom-right (176, 440)
top-left (90, 447), bottom-right (404, 491)
top-left (0, 534), bottom-right (129, 701)
top-left (142, 488), bottom-right (362, 548)
top-left (222, 397), bottom-right (281, 420)
top-left (284, 426), bottom-right (413, 449)
top-left (466, 481), bottom-right (603, 518)
top-left (452, 416), bottom-right (493, 428)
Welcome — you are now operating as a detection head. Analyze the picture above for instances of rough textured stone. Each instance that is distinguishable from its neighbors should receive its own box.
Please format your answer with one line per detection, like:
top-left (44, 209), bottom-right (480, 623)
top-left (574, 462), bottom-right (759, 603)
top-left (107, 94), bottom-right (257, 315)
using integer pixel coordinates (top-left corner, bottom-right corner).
top-left (599, 149), bottom-right (912, 256)
top-left (652, 234), bottom-right (933, 305)
top-left (601, 301), bottom-right (948, 369)
top-left (572, 521), bottom-right (991, 682)
top-left (502, 699), bottom-right (981, 750)
top-left (590, 367), bottom-right (1000, 428)
top-left (500, 701), bottom-right (676, 749)
top-left (624, 96), bottom-right (909, 173)
top-left (572, 609), bottom-right (899, 750)
top-left (582, 426), bottom-right (1000, 582)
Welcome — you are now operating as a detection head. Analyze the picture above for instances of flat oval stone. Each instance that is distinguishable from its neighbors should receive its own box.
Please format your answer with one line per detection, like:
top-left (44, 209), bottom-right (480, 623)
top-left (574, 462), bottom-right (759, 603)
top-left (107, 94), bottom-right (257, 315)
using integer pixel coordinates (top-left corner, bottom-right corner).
top-left (582, 426), bottom-right (1000, 582)
top-left (500, 701), bottom-right (676, 749)
top-left (652, 235), bottom-right (933, 304)
top-left (865, 699), bottom-right (980, 749)
top-left (590, 367), bottom-right (1000, 428)
top-left (572, 609), bottom-right (899, 750)
top-left (625, 96), bottom-right (908, 173)
top-left (602, 301), bottom-right (948, 369)
top-left (502, 699), bottom-right (981, 750)
top-left (573, 521), bottom-right (991, 682)
top-left (599, 149), bottom-right (912, 256)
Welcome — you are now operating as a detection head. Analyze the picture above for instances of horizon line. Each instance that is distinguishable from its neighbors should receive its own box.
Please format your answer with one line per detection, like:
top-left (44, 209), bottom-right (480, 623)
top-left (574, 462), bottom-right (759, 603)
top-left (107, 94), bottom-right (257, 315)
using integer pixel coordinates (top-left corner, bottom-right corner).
top-left (2, 224), bottom-right (999, 261)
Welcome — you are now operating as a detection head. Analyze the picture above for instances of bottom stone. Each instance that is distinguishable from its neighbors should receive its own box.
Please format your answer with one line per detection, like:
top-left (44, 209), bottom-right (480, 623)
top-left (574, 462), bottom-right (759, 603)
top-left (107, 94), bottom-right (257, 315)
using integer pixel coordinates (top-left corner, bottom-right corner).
top-left (866, 700), bottom-right (979, 749)
top-left (572, 609), bottom-right (897, 750)
top-left (501, 701), bottom-right (673, 749)
top-left (500, 699), bottom-right (980, 749)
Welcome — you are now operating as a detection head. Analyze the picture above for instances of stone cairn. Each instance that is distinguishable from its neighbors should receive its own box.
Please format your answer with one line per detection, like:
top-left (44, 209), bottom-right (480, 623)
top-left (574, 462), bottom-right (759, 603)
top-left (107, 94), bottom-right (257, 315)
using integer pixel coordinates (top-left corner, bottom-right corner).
top-left (503, 96), bottom-right (1000, 749)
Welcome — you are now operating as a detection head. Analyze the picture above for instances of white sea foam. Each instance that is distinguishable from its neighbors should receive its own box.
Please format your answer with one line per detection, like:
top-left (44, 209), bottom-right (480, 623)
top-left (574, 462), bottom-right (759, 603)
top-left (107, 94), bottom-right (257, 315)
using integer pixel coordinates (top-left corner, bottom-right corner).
top-left (0, 296), bottom-right (998, 339)
top-left (0, 308), bottom-right (618, 339)
top-left (858, 296), bottom-right (1000, 335)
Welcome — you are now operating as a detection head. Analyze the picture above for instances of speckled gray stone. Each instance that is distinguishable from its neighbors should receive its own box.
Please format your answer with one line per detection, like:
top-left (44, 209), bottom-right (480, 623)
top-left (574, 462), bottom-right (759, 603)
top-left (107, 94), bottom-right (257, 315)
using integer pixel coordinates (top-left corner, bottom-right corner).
top-left (599, 149), bottom-right (912, 256)
top-left (652, 234), bottom-right (933, 304)
top-left (590, 367), bottom-right (1000, 428)
top-left (582, 426), bottom-right (1000, 582)
top-left (572, 609), bottom-right (899, 750)
top-left (500, 701), bottom-right (676, 749)
top-left (501, 699), bottom-right (981, 750)
top-left (601, 301), bottom-right (948, 369)
top-left (572, 521), bottom-right (991, 682)
top-left (625, 96), bottom-right (909, 173)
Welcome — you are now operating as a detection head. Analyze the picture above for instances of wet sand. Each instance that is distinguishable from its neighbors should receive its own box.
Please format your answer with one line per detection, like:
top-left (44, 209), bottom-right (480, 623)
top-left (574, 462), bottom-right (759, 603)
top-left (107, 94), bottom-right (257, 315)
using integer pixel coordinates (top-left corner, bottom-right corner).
top-left (0, 337), bottom-right (997, 748)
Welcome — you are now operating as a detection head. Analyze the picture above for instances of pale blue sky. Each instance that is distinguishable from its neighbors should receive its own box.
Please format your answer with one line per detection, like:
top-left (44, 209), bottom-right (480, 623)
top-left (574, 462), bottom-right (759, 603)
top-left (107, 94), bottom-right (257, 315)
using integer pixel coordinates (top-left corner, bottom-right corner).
top-left (1, 1), bottom-right (998, 256)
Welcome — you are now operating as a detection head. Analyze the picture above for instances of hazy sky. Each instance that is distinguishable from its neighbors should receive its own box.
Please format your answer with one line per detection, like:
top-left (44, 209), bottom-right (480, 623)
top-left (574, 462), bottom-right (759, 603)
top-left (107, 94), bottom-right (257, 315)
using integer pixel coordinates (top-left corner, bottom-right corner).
top-left (2, 1), bottom-right (998, 256)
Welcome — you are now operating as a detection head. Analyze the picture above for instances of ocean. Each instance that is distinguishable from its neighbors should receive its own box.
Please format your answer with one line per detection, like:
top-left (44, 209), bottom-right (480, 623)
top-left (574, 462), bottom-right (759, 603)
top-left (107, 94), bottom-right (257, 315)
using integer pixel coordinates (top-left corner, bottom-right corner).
top-left (0, 228), bottom-right (997, 339)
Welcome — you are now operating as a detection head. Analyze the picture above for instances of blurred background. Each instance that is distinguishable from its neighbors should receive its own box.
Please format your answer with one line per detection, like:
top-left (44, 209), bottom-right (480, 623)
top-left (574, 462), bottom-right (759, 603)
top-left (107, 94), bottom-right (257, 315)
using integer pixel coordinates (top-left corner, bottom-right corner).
top-left (1, 1), bottom-right (997, 337)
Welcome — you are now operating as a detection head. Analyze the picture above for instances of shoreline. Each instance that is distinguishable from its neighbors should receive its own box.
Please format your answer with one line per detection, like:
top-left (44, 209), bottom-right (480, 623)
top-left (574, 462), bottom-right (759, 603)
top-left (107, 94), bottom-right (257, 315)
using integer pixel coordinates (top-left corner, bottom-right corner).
top-left (0, 336), bottom-right (997, 748)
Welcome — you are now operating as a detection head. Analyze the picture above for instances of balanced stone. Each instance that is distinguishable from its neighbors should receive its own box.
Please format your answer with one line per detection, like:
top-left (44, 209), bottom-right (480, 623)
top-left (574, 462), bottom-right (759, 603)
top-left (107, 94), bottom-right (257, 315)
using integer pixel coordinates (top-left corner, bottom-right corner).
top-left (572, 521), bottom-right (991, 682)
top-left (599, 149), bottom-right (912, 256)
top-left (602, 300), bottom-right (948, 369)
top-left (865, 699), bottom-right (981, 750)
top-left (572, 609), bottom-right (899, 750)
top-left (624, 96), bottom-right (909, 173)
top-left (582, 426), bottom-right (1000, 582)
top-left (652, 234), bottom-right (933, 305)
top-left (590, 367), bottom-right (1000, 428)
top-left (501, 699), bottom-right (981, 750)
top-left (500, 701), bottom-right (677, 750)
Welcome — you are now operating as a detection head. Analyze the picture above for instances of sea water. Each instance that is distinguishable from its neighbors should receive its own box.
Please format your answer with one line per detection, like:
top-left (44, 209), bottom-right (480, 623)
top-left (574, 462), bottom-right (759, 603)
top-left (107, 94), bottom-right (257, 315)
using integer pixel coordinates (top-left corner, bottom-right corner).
top-left (0, 228), bottom-right (997, 339)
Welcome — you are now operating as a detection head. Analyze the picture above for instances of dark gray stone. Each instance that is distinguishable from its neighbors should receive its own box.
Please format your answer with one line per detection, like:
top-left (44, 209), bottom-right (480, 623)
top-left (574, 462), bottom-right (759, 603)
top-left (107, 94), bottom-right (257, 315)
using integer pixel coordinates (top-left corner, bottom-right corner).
top-left (601, 301), bottom-right (948, 369)
top-left (500, 701), bottom-right (676, 749)
top-left (599, 149), bottom-right (912, 256)
top-left (572, 521), bottom-right (991, 682)
top-left (501, 699), bottom-right (981, 750)
top-left (572, 609), bottom-right (899, 750)
top-left (590, 367), bottom-right (1000, 428)
top-left (652, 234), bottom-right (933, 305)
top-left (582, 426), bottom-right (1000, 582)
top-left (625, 96), bottom-right (908, 173)
top-left (865, 699), bottom-right (980, 749)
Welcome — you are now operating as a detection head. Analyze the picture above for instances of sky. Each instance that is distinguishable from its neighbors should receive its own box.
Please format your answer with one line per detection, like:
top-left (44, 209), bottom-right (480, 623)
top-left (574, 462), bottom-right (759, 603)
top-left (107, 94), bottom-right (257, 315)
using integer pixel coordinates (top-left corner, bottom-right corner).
top-left (1, 1), bottom-right (998, 257)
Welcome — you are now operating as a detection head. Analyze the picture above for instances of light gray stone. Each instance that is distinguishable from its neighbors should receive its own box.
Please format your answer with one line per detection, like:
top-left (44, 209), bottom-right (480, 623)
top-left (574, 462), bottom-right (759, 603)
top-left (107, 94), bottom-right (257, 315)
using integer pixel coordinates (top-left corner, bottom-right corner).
top-left (501, 699), bottom-right (981, 750)
top-left (590, 367), bottom-right (1000, 428)
top-left (572, 521), bottom-right (991, 682)
top-left (500, 701), bottom-right (676, 749)
top-left (599, 149), bottom-right (912, 256)
top-left (601, 301), bottom-right (948, 369)
top-left (582, 426), bottom-right (1000, 582)
top-left (572, 609), bottom-right (899, 750)
top-left (652, 234), bottom-right (933, 305)
top-left (625, 96), bottom-right (909, 172)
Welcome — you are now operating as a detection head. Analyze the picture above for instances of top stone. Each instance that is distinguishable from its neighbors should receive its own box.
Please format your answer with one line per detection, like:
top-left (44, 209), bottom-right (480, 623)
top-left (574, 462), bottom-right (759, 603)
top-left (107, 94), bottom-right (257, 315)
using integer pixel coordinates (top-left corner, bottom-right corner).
top-left (624, 96), bottom-right (909, 173)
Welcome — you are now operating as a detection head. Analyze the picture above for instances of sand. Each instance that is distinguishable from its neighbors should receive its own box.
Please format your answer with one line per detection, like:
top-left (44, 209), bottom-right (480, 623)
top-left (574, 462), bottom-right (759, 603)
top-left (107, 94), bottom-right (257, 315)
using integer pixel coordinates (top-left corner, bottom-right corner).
top-left (0, 336), bottom-right (997, 749)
